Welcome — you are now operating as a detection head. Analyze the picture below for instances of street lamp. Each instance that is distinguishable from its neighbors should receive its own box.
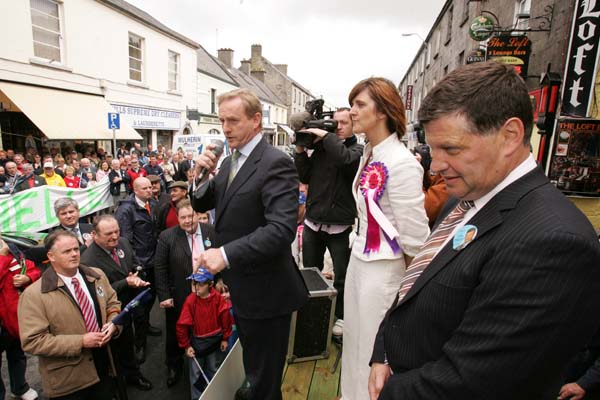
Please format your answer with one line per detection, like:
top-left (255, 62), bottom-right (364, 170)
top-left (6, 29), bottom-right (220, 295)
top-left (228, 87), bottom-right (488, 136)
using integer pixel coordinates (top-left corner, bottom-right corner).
top-left (402, 33), bottom-right (429, 122)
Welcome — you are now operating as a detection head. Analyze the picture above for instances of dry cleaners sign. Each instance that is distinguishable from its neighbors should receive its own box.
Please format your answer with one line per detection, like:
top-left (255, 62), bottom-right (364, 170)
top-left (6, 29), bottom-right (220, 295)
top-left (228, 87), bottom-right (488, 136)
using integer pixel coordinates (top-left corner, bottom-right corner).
top-left (111, 104), bottom-right (181, 130)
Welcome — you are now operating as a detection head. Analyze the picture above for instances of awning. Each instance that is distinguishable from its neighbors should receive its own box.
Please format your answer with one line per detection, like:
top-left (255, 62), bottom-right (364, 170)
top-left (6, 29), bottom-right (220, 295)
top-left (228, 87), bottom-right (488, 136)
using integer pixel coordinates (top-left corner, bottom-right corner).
top-left (0, 82), bottom-right (142, 140)
top-left (277, 124), bottom-right (294, 136)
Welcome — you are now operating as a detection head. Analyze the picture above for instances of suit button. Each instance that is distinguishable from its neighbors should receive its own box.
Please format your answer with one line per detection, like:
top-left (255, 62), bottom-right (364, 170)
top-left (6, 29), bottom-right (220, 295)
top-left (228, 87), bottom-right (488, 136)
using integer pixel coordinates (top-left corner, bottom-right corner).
top-left (391, 324), bottom-right (397, 329)
top-left (89, 357), bottom-right (93, 361)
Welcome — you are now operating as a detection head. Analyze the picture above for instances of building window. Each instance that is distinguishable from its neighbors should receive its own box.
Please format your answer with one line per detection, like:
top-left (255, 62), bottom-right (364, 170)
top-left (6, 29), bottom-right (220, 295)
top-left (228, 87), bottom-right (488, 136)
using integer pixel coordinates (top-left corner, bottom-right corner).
top-left (460, 0), bottom-right (470, 26)
top-left (168, 50), bottom-right (179, 91)
top-left (128, 32), bottom-right (144, 82)
top-left (210, 88), bottom-right (217, 114)
top-left (420, 52), bottom-right (426, 73)
top-left (514, 0), bottom-right (531, 31)
top-left (457, 50), bottom-right (465, 66)
top-left (30, 0), bottom-right (63, 62)
top-left (434, 30), bottom-right (441, 58)
top-left (445, 6), bottom-right (453, 45)
top-left (426, 44), bottom-right (431, 67)
top-left (444, 65), bottom-right (449, 76)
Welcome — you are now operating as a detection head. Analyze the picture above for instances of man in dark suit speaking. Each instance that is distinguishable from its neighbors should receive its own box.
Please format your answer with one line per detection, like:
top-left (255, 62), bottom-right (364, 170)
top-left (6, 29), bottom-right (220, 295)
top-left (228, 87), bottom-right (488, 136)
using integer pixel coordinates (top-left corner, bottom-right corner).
top-left (192, 88), bottom-right (308, 400)
top-left (368, 62), bottom-right (600, 400)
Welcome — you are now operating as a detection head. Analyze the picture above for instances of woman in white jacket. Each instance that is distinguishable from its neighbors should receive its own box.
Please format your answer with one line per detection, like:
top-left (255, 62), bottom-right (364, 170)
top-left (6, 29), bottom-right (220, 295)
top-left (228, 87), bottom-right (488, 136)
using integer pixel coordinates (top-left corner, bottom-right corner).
top-left (341, 77), bottom-right (429, 400)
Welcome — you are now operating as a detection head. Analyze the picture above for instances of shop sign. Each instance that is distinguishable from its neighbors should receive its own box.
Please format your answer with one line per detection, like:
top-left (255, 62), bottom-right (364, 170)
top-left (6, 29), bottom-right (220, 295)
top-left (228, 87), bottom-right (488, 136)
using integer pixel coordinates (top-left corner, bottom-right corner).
top-left (405, 85), bottom-right (413, 111)
top-left (111, 104), bottom-right (181, 130)
top-left (469, 15), bottom-right (495, 41)
top-left (486, 35), bottom-right (531, 78)
top-left (561, 0), bottom-right (600, 118)
top-left (172, 134), bottom-right (231, 160)
top-left (548, 118), bottom-right (600, 196)
top-left (466, 49), bottom-right (486, 64)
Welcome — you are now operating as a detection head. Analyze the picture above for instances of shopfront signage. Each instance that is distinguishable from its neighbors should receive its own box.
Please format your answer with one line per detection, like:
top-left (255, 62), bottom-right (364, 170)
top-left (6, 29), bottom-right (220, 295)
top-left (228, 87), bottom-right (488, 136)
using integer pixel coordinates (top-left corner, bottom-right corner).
top-left (111, 104), bottom-right (181, 130)
top-left (548, 118), bottom-right (600, 196)
top-left (405, 85), bottom-right (413, 111)
top-left (466, 49), bottom-right (486, 64)
top-left (469, 15), bottom-right (495, 41)
top-left (561, 0), bottom-right (600, 117)
top-left (486, 35), bottom-right (531, 78)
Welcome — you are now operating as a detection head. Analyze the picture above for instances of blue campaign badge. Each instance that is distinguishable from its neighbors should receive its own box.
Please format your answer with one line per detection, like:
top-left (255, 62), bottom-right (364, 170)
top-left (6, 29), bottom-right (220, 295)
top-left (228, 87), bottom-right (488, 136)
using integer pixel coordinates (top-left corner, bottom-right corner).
top-left (453, 224), bottom-right (478, 251)
top-left (204, 238), bottom-right (211, 248)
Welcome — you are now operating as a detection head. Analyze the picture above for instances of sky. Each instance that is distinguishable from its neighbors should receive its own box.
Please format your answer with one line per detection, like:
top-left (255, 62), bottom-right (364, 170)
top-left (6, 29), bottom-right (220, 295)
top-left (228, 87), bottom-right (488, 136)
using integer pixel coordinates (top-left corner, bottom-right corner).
top-left (126, 0), bottom-right (446, 108)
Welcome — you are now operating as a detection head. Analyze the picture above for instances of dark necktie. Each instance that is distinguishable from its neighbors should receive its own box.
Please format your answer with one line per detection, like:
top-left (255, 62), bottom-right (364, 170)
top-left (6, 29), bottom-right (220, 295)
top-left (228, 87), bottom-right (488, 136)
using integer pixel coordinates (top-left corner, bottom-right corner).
top-left (111, 248), bottom-right (121, 267)
top-left (71, 277), bottom-right (99, 332)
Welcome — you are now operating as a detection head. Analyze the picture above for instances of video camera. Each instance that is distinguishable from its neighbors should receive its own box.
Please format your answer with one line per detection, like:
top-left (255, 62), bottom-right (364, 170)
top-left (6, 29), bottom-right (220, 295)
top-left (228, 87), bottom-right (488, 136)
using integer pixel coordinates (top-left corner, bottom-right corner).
top-left (291, 99), bottom-right (337, 149)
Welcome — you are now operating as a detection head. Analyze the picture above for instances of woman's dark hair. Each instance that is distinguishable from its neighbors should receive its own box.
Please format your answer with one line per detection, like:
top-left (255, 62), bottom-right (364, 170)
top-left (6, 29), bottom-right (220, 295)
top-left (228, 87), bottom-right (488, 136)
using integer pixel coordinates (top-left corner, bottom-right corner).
top-left (348, 77), bottom-right (406, 139)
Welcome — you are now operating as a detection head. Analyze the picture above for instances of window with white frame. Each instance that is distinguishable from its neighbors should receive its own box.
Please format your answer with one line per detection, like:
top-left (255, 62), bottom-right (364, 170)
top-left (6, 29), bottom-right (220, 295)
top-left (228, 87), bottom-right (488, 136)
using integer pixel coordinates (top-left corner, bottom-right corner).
top-left (514, 0), bottom-right (531, 31)
top-left (168, 50), bottom-right (179, 91)
top-left (434, 30), bottom-right (441, 57)
top-left (30, 0), bottom-right (63, 62)
top-left (128, 33), bottom-right (144, 82)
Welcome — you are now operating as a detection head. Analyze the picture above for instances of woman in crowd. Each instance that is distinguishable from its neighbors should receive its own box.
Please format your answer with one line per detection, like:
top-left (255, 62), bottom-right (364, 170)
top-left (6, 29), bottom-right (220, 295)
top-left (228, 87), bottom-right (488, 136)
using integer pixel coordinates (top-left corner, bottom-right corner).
top-left (96, 160), bottom-right (111, 182)
top-left (62, 166), bottom-right (81, 188)
top-left (341, 77), bottom-right (429, 400)
top-left (54, 155), bottom-right (66, 175)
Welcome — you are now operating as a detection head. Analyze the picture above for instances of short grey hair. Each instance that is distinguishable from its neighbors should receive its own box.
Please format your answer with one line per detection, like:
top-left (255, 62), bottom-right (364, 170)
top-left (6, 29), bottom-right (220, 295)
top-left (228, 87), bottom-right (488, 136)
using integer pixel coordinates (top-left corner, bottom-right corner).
top-left (54, 197), bottom-right (79, 215)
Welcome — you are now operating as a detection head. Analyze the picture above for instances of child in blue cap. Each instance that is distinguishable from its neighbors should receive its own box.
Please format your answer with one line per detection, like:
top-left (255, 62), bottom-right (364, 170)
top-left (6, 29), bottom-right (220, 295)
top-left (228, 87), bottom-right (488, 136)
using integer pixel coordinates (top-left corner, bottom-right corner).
top-left (176, 267), bottom-right (232, 398)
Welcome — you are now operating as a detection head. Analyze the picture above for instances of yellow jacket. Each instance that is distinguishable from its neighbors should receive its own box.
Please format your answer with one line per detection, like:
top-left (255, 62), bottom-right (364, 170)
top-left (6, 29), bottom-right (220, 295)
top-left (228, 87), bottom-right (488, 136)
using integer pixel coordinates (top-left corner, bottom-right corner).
top-left (39, 172), bottom-right (66, 187)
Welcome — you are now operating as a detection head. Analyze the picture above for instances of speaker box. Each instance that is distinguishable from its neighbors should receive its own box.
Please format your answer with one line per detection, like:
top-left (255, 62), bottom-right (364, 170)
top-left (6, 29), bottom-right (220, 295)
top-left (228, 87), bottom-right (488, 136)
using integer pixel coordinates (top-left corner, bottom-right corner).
top-left (287, 267), bottom-right (337, 363)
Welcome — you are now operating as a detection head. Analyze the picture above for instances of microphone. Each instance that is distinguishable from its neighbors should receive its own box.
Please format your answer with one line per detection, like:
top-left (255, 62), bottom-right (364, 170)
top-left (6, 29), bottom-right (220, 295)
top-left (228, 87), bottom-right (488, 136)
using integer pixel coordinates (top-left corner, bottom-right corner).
top-left (196, 139), bottom-right (225, 182)
top-left (289, 111), bottom-right (312, 131)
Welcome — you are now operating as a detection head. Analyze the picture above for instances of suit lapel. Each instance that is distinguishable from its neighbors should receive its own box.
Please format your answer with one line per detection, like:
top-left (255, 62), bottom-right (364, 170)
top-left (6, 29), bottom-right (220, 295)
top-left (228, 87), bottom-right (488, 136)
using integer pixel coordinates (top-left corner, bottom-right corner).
top-left (176, 227), bottom-right (192, 258)
top-left (199, 224), bottom-right (213, 250)
top-left (397, 166), bottom-right (550, 307)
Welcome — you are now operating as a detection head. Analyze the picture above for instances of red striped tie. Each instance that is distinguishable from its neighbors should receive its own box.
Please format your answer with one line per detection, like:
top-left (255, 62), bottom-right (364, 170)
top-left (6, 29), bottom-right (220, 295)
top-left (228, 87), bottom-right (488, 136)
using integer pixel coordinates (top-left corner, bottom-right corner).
top-left (71, 277), bottom-right (100, 332)
top-left (397, 200), bottom-right (474, 302)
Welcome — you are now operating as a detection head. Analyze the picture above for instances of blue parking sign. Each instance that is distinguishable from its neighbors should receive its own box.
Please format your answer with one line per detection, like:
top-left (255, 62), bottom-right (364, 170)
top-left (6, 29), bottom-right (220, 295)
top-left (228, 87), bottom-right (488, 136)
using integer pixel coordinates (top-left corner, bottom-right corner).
top-left (108, 113), bottom-right (120, 129)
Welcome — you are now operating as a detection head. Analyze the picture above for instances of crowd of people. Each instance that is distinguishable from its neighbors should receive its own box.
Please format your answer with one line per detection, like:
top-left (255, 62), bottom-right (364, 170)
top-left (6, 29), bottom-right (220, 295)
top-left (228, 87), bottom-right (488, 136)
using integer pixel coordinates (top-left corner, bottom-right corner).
top-left (1, 61), bottom-right (600, 400)
top-left (0, 142), bottom-right (197, 196)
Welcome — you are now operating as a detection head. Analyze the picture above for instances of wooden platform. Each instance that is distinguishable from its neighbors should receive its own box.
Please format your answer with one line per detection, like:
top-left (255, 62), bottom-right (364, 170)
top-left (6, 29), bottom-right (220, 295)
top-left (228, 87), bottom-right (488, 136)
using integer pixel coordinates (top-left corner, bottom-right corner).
top-left (281, 339), bottom-right (342, 400)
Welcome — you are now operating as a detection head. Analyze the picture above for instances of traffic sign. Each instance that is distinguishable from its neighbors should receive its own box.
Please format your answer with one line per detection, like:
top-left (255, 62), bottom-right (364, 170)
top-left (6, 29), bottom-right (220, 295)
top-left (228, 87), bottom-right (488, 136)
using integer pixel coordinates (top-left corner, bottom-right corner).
top-left (108, 112), bottom-right (120, 130)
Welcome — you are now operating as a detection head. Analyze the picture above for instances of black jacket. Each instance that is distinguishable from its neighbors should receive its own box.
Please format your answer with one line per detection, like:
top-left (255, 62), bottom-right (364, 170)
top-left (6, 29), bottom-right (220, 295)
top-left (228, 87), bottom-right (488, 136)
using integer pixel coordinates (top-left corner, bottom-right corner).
top-left (13, 174), bottom-right (47, 193)
top-left (294, 133), bottom-right (363, 225)
top-left (114, 194), bottom-right (158, 269)
top-left (108, 169), bottom-right (131, 196)
top-left (81, 238), bottom-right (139, 305)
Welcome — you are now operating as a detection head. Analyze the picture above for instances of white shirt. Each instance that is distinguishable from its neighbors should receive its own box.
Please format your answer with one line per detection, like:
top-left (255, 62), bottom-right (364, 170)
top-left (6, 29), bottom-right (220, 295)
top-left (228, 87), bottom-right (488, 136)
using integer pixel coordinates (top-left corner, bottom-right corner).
top-left (57, 270), bottom-right (97, 318)
top-left (231, 133), bottom-right (263, 175)
top-left (438, 154), bottom-right (538, 253)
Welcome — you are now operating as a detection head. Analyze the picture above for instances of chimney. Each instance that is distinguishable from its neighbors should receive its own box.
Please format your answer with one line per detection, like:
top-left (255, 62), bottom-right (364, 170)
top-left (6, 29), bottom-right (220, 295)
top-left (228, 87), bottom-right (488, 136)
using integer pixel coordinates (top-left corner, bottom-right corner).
top-left (240, 59), bottom-right (251, 74)
top-left (217, 48), bottom-right (234, 68)
top-left (251, 70), bottom-right (266, 82)
top-left (274, 64), bottom-right (288, 75)
top-left (251, 44), bottom-right (262, 60)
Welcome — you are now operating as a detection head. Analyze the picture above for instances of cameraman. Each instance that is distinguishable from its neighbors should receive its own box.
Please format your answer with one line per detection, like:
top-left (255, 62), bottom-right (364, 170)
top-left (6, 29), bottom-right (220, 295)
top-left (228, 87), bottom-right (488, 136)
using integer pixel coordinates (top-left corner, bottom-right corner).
top-left (294, 107), bottom-right (363, 336)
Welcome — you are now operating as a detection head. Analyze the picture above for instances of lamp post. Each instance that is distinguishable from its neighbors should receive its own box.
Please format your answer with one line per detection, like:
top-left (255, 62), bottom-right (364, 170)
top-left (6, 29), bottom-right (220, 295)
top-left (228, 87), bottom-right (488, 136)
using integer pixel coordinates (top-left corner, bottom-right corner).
top-left (402, 33), bottom-right (429, 122)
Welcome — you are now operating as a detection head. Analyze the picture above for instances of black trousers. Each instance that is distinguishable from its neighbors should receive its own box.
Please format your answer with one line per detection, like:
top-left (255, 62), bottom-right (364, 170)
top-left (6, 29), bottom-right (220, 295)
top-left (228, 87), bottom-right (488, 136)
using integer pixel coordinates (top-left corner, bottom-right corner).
top-left (165, 307), bottom-right (184, 368)
top-left (302, 224), bottom-right (351, 320)
top-left (133, 268), bottom-right (156, 350)
top-left (49, 377), bottom-right (113, 400)
top-left (235, 313), bottom-right (292, 400)
top-left (111, 323), bottom-right (141, 379)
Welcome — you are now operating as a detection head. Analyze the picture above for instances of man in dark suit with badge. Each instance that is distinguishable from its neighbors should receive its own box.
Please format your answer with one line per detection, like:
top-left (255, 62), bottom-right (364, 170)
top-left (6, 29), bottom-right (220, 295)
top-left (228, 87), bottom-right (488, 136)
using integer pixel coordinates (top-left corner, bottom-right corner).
top-left (193, 88), bottom-right (308, 400)
top-left (368, 62), bottom-right (600, 400)
top-left (154, 199), bottom-right (215, 387)
top-left (52, 198), bottom-right (93, 251)
top-left (81, 215), bottom-right (153, 391)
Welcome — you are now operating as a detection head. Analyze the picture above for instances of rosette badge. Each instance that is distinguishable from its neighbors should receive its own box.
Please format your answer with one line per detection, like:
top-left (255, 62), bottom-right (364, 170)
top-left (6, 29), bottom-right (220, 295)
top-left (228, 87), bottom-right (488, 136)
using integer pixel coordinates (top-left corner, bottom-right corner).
top-left (359, 162), bottom-right (401, 255)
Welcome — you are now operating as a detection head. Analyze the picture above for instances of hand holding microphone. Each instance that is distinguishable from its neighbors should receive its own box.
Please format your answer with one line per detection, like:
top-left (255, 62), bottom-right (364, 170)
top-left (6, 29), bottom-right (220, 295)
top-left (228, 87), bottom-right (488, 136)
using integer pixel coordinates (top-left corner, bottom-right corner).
top-left (195, 139), bottom-right (225, 184)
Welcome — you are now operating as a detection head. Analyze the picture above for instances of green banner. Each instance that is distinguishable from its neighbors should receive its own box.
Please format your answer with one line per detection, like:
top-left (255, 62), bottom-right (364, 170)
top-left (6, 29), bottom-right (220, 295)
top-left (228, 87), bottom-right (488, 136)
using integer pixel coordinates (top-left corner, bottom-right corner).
top-left (0, 179), bottom-right (113, 233)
